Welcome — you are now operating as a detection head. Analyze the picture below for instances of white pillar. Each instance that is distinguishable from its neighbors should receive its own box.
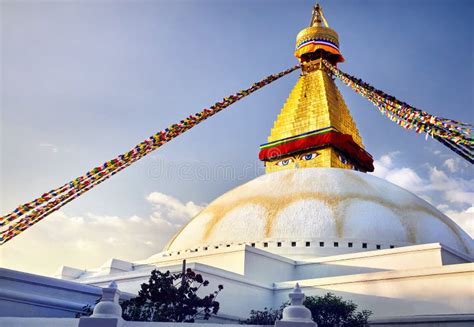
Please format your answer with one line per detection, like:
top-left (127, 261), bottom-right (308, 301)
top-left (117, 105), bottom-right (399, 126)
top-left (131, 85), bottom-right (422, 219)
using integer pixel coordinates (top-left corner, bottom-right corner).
top-left (275, 283), bottom-right (317, 327)
top-left (78, 281), bottom-right (123, 327)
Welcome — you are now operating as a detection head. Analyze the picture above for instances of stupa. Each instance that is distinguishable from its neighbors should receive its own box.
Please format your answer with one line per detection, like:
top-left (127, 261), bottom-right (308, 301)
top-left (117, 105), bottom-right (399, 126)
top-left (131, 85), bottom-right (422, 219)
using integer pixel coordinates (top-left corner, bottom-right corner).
top-left (164, 5), bottom-right (472, 259)
top-left (259, 4), bottom-right (372, 174)
top-left (2, 4), bottom-right (472, 324)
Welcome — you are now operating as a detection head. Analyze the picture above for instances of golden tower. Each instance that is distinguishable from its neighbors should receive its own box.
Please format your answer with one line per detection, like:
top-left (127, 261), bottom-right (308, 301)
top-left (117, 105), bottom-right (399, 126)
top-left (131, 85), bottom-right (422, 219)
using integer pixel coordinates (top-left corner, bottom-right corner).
top-left (259, 4), bottom-right (374, 173)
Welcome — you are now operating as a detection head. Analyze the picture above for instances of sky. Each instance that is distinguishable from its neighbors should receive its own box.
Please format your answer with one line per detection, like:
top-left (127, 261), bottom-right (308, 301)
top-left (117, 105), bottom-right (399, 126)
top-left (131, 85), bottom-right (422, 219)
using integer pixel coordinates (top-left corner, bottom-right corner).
top-left (1, 0), bottom-right (473, 276)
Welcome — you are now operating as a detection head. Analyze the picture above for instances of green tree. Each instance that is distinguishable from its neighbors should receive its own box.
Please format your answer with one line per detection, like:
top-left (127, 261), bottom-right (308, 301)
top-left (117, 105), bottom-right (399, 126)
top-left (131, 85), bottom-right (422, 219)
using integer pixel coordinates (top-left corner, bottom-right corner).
top-left (241, 303), bottom-right (286, 325)
top-left (121, 268), bottom-right (223, 322)
top-left (304, 293), bottom-right (372, 327)
top-left (243, 293), bottom-right (372, 327)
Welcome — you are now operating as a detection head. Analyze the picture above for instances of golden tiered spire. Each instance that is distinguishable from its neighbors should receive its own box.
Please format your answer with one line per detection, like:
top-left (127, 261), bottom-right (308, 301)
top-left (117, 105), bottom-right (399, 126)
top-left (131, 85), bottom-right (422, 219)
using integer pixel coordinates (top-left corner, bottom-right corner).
top-left (267, 66), bottom-right (364, 147)
top-left (259, 4), bottom-right (374, 173)
top-left (309, 4), bottom-right (327, 27)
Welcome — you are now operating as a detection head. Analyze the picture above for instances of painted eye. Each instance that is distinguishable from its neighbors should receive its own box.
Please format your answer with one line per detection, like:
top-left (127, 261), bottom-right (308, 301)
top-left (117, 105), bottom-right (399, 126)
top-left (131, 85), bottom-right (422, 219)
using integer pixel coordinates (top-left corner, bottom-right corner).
top-left (301, 153), bottom-right (318, 161)
top-left (277, 159), bottom-right (292, 166)
top-left (338, 155), bottom-right (348, 164)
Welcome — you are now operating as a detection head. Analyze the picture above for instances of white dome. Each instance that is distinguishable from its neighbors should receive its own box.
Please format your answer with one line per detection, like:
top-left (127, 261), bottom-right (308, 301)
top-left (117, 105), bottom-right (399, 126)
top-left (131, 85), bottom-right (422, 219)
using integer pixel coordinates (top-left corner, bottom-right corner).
top-left (165, 168), bottom-right (473, 258)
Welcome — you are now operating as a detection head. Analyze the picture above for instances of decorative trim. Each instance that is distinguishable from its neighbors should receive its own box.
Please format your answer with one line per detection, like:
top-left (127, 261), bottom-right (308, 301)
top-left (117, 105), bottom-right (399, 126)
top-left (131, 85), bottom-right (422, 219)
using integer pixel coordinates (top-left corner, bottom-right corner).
top-left (296, 38), bottom-right (339, 51)
top-left (259, 130), bottom-right (374, 172)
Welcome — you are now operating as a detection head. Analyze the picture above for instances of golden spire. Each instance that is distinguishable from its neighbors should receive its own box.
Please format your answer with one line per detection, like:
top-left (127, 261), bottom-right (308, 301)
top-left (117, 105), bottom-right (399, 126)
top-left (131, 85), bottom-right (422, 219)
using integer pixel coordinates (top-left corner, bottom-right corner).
top-left (295, 4), bottom-right (343, 63)
top-left (259, 4), bottom-right (374, 173)
top-left (310, 4), bottom-right (327, 27)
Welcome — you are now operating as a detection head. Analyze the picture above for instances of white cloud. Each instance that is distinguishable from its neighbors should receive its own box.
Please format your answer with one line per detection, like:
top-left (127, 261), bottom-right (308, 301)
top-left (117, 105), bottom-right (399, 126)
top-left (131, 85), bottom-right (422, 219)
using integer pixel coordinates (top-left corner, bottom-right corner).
top-left (428, 167), bottom-right (474, 205)
top-left (372, 154), bottom-right (425, 193)
top-left (373, 153), bottom-right (473, 206)
top-left (371, 152), bottom-right (473, 238)
top-left (146, 192), bottom-right (204, 226)
top-left (443, 158), bottom-right (459, 173)
top-left (0, 193), bottom-right (204, 276)
top-left (442, 206), bottom-right (474, 238)
top-left (384, 168), bottom-right (425, 193)
top-left (372, 154), bottom-right (392, 177)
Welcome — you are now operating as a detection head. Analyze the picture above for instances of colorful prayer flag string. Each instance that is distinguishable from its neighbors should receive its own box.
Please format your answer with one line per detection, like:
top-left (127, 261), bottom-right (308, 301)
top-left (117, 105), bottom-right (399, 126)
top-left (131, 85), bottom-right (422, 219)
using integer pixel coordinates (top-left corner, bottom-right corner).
top-left (0, 65), bottom-right (300, 244)
top-left (322, 60), bottom-right (473, 163)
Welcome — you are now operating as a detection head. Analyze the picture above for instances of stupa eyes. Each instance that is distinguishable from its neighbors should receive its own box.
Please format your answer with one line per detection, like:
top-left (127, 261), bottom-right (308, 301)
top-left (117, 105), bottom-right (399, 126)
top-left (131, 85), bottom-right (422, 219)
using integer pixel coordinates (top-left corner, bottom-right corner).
top-left (300, 153), bottom-right (318, 161)
top-left (277, 158), bottom-right (293, 166)
top-left (338, 154), bottom-right (349, 164)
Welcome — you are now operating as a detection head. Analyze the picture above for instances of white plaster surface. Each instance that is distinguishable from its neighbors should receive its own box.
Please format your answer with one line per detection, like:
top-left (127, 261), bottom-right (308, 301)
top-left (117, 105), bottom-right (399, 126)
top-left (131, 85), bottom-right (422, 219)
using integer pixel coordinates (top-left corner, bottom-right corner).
top-left (166, 169), bottom-right (473, 257)
top-left (0, 268), bottom-right (102, 318)
top-left (0, 318), bottom-right (263, 327)
top-left (67, 244), bottom-right (472, 320)
top-left (275, 263), bottom-right (474, 318)
top-left (1, 244), bottom-right (473, 321)
top-left (2, 317), bottom-right (473, 327)
top-left (2, 169), bottom-right (474, 323)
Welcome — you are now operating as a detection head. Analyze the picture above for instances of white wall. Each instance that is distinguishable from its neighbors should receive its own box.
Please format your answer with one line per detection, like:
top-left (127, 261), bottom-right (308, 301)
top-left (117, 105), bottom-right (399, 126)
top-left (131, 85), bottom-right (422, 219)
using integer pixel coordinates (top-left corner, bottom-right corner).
top-left (0, 317), bottom-right (79, 327)
top-left (0, 318), bottom-right (257, 327)
top-left (2, 244), bottom-right (472, 321)
top-left (78, 262), bottom-right (275, 320)
top-left (0, 268), bottom-right (102, 318)
top-left (243, 247), bottom-right (295, 282)
top-left (145, 246), bottom-right (247, 276)
top-left (74, 243), bottom-right (473, 320)
top-left (2, 314), bottom-right (474, 327)
top-left (275, 263), bottom-right (474, 318)
top-left (294, 243), bottom-right (451, 279)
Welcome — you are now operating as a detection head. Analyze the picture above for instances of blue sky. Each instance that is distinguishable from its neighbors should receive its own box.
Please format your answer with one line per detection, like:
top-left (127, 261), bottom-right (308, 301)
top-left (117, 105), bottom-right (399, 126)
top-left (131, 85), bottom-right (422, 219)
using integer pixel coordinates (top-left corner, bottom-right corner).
top-left (1, 0), bottom-right (473, 275)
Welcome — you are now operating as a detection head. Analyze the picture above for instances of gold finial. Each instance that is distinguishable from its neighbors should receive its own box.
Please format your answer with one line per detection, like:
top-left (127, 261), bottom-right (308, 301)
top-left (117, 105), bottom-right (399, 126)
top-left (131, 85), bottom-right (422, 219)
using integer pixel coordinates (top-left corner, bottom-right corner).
top-left (295, 3), bottom-right (342, 63)
top-left (310, 4), bottom-right (329, 28)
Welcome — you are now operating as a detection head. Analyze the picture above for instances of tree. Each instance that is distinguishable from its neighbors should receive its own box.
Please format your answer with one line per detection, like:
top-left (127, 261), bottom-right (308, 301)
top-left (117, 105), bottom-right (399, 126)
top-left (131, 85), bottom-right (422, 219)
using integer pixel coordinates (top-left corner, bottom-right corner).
top-left (304, 293), bottom-right (372, 327)
top-left (121, 268), bottom-right (223, 322)
top-left (242, 303), bottom-right (286, 325)
top-left (75, 297), bottom-right (100, 318)
top-left (242, 293), bottom-right (372, 327)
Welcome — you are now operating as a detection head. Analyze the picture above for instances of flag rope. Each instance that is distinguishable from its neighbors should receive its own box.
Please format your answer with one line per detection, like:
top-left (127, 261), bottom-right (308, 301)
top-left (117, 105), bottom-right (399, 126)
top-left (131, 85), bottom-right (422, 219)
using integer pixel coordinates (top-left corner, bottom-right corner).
top-left (322, 60), bottom-right (473, 162)
top-left (3, 60), bottom-right (473, 244)
top-left (0, 65), bottom-right (300, 244)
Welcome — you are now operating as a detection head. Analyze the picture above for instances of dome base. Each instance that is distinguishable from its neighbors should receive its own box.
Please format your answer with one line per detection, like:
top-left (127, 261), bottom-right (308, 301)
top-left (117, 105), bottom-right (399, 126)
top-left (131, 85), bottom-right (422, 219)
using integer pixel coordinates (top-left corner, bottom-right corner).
top-left (166, 168), bottom-right (473, 257)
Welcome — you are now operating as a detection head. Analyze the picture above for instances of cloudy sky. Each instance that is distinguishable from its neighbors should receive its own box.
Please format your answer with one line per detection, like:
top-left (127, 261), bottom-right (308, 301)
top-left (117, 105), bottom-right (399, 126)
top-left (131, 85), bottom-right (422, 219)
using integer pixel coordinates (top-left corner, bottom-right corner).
top-left (1, 0), bottom-right (472, 276)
